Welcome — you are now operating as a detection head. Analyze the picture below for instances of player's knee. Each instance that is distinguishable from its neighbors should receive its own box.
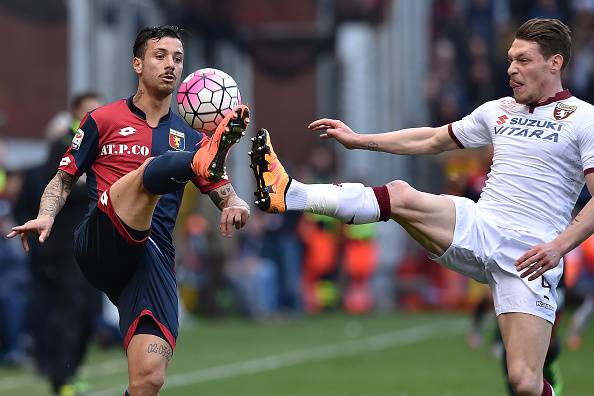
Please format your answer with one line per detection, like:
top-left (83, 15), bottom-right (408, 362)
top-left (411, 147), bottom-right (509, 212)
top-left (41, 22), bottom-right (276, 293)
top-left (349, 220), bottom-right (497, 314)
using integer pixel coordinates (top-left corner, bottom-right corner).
top-left (136, 157), bottom-right (157, 189)
top-left (139, 157), bottom-right (155, 173)
top-left (386, 180), bottom-right (416, 214)
top-left (128, 365), bottom-right (165, 396)
top-left (121, 157), bottom-right (155, 187)
top-left (507, 365), bottom-right (542, 396)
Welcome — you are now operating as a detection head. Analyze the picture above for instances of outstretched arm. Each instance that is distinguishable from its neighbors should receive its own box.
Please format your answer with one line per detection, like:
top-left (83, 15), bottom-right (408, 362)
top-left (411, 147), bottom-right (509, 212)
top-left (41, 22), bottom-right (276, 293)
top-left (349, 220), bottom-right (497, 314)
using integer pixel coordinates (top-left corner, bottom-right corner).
top-left (516, 173), bottom-right (594, 280)
top-left (6, 170), bottom-right (78, 251)
top-left (308, 119), bottom-right (459, 155)
top-left (208, 183), bottom-right (250, 237)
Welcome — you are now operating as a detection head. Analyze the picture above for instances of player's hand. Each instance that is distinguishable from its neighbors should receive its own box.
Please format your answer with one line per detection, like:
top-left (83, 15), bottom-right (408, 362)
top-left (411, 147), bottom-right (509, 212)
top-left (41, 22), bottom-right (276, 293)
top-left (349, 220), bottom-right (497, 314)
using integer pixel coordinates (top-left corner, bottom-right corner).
top-left (5, 215), bottom-right (54, 252)
top-left (308, 118), bottom-right (361, 150)
top-left (219, 204), bottom-right (250, 238)
top-left (515, 241), bottom-right (562, 281)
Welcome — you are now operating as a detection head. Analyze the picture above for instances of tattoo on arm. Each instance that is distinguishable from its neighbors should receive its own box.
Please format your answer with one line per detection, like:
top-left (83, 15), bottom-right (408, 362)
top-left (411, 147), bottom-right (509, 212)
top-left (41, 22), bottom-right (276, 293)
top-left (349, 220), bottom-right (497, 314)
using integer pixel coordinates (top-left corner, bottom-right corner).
top-left (38, 170), bottom-right (77, 218)
top-left (209, 184), bottom-right (249, 211)
top-left (209, 184), bottom-right (233, 209)
top-left (147, 342), bottom-right (172, 362)
top-left (366, 141), bottom-right (379, 151)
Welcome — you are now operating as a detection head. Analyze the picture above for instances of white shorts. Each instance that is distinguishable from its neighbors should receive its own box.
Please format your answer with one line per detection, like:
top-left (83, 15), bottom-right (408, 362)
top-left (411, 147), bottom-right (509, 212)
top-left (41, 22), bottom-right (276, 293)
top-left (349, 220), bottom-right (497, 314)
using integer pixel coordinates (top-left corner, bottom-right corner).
top-left (431, 196), bottom-right (563, 323)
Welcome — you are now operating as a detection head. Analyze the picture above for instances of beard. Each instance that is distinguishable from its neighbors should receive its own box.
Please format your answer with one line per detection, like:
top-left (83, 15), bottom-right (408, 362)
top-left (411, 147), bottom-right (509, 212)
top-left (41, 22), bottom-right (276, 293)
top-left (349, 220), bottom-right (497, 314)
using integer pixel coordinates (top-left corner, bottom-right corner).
top-left (141, 73), bottom-right (178, 99)
top-left (158, 85), bottom-right (175, 97)
top-left (152, 80), bottom-right (177, 99)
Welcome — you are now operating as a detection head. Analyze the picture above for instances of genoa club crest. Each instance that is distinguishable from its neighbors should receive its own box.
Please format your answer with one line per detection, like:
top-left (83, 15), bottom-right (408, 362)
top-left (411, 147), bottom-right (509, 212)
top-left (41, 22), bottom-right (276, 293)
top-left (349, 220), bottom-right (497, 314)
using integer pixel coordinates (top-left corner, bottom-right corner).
top-left (553, 102), bottom-right (577, 120)
top-left (169, 129), bottom-right (185, 150)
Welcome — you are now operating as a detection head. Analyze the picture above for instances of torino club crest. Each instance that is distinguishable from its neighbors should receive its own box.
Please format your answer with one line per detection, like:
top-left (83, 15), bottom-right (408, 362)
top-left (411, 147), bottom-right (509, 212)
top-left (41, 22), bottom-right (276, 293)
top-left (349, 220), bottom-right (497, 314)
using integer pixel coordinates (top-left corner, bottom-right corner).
top-left (169, 129), bottom-right (185, 150)
top-left (553, 102), bottom-right (577, 120)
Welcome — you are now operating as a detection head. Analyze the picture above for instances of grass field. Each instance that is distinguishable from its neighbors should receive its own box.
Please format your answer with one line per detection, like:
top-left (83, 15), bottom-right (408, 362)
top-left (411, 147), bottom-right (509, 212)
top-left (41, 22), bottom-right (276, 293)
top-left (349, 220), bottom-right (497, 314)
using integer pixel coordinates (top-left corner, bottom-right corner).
top-left (0, 312), bottom-right (592, 396)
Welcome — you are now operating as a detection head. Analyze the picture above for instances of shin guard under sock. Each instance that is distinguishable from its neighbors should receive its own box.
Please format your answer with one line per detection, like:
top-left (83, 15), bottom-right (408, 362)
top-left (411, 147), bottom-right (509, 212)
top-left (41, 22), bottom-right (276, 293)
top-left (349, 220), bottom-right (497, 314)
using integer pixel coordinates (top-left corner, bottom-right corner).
top-left (287, 181), bottom-right (391, 224)
top-left (142, 151), bottom-right (195, 195)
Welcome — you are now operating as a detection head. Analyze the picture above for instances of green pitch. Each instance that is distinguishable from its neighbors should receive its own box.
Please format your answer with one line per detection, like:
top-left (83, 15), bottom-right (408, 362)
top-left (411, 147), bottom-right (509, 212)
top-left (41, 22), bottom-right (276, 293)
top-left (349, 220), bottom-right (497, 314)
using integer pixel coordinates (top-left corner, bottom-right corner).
top-left (0, 313), bottom-right (591, 395)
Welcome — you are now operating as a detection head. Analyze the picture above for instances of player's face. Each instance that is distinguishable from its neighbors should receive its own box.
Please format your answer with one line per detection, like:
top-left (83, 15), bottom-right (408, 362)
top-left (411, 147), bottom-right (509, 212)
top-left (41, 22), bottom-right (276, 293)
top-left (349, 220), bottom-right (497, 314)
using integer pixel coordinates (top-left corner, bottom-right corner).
top-left (135, 36), bottom-right (184, 97)
top-left (507, 39), bottom-right (557, 105)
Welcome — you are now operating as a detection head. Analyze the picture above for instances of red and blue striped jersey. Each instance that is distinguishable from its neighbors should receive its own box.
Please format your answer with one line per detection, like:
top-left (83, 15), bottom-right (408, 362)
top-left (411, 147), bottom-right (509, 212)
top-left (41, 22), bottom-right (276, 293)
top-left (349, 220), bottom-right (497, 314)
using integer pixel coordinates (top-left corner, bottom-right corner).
top-left (59, 97), bottom-right (228, 259)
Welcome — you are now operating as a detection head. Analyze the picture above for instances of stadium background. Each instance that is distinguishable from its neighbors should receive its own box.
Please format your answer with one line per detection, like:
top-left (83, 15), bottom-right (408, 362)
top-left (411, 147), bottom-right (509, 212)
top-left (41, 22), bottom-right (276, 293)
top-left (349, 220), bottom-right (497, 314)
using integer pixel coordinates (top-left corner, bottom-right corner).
top-left (0, 0), bottom-right (593, 395)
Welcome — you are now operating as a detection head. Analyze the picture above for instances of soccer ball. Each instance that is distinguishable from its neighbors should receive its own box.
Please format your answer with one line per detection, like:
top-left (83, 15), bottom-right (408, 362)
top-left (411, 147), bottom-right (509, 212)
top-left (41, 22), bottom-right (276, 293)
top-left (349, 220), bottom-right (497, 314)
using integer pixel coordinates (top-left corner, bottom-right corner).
top-left (177, 68), bottom-right (242, 133)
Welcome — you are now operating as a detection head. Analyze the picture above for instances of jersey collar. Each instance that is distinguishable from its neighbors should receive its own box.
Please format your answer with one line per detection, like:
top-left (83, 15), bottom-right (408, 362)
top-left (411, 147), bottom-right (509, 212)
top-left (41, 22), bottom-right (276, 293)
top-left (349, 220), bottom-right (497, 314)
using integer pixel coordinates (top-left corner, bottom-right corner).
top-left (527, 89), bottom-right (572, 113)
top-left (127, 96), bottom-right (172, 123)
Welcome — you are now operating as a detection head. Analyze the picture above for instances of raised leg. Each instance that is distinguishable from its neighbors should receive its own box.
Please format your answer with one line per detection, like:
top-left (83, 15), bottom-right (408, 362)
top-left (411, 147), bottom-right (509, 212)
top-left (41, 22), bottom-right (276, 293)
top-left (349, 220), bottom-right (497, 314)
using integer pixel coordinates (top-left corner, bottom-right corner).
top-left (109, 106), bottom-right (250, 231)
top-left (250, 128), bottom-right (456, 255)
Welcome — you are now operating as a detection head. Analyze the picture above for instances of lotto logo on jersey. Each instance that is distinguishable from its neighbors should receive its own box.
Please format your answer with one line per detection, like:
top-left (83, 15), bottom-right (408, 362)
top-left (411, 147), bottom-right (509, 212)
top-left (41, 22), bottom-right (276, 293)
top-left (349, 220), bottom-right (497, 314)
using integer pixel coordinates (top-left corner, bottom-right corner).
top-left (119, 126), bottom-right (136, 136)
top-left (100, 144), bottom-right (150, 156)
top-left (59, 157), bottom-right (71, 167)
top-left (553, 102), bottom-right (577, 120)
top-left (71, 129), bottom-right (84, 150)
top-left (169, 129), bottom-right (185, 150)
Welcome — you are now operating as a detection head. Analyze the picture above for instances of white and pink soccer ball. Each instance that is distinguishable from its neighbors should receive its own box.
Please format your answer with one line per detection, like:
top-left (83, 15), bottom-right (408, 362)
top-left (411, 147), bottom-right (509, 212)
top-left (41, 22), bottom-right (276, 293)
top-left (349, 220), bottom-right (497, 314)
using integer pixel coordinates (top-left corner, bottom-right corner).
top-left (177, 68), bottom-right (242, 134)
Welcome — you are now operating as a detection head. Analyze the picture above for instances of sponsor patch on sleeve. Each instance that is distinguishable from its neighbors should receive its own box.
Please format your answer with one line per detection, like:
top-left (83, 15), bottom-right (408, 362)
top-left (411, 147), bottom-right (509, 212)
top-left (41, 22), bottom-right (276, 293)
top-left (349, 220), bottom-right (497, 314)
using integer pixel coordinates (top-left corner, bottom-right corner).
top-left (71, 129), bottom-right (85, 150)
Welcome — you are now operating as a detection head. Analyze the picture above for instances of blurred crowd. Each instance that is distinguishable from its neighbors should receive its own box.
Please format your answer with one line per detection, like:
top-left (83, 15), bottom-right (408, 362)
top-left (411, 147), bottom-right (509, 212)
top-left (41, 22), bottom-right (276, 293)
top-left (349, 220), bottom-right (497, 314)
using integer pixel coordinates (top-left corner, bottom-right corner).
top-left (0, 0), bottom-right (594, 393)
top-left (427, 0), bottom-right (594, 125)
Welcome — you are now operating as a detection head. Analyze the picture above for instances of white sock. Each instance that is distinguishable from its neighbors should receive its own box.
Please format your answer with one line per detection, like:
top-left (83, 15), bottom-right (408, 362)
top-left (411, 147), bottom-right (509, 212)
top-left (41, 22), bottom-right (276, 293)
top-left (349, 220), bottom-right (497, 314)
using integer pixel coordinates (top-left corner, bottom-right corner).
top-left (286, 181), bottom-right (381, 224)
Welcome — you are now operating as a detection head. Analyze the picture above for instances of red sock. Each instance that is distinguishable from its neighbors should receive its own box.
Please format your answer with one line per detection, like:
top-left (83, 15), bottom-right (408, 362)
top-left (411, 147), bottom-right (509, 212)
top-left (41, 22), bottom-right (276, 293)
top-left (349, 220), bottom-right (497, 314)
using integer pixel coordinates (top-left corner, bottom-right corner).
top-left (541, 379), bottom-right (553, 396)
top-left (372, 185), bottom-right (391, 221)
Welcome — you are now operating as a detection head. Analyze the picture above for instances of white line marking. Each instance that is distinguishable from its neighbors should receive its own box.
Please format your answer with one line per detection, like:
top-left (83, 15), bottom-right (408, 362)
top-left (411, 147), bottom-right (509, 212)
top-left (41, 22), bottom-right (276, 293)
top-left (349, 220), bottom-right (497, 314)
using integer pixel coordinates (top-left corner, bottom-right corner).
top-left (87, 319), bottom-right (466, 396)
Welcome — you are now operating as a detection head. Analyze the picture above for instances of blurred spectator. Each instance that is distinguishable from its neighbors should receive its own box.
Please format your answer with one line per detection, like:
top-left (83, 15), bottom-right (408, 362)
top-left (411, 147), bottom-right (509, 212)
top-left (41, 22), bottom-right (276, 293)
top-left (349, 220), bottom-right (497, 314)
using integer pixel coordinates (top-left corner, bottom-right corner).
top-left (566, 293), bottom-right (594, 350)
top-left (261, 212), bottom-right (303, 314)
top-left (16, 92), bottom-right (104, 396)
top-left (299, 213), bottom-right (341, 313)
top-left (529, 0), bottom-right (567, 21)
top-left (297, 145), bottom-right (342, 313)
top-left (0, 209), bottom-right (29, 366)
top-left (569, 33), bottom-right (594, 103)
top-left (178, 212), bottom-right (211, 314)
top-left (342, 222), bottom-right (378, 314)
top-left (564, 234), bottom-right (594, 350)
top-left (467, 0), bottom-right (496, 45)
top-left (427, 0), bottom-right (594, 120)
top-left (0, 140), bottom-right (29, 366)
top-left (226, 212), bottom-right (279, 319)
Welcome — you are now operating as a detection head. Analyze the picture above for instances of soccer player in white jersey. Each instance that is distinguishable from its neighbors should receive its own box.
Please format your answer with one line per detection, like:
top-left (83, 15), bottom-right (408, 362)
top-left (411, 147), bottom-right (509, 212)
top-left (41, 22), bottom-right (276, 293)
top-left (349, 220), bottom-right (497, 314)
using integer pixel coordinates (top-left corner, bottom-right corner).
top-left (250, 18), bottom-right (592, 396)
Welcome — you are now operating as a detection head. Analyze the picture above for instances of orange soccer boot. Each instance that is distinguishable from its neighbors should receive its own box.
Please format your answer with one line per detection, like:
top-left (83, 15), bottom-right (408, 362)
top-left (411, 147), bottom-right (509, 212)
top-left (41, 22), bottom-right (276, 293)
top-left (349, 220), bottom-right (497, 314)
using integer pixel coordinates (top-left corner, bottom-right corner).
top-left (250, 128), bottom-right (292, 213)
top-left (192, 104), bottom-right (250, 181)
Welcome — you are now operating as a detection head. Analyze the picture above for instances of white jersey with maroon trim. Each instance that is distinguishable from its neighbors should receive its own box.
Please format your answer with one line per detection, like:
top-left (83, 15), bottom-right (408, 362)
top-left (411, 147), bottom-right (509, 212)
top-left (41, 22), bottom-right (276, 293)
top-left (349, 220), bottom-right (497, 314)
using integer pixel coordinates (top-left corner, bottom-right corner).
top-left (449, 90), bottom-right (594, 234)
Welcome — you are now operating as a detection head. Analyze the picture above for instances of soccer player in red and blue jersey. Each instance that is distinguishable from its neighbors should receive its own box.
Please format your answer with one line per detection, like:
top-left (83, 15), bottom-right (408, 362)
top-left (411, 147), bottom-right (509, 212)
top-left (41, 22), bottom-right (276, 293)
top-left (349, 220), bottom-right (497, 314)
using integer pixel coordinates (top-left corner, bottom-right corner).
top-left (7, 25), bottom-right (250, 396)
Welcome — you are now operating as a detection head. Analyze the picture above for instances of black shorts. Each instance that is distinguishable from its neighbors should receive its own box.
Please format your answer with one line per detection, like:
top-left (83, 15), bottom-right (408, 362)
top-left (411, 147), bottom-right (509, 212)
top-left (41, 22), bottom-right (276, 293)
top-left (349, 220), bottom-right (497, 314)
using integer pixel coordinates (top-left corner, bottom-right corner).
top-left (74, 196), bottom-right (178, 351)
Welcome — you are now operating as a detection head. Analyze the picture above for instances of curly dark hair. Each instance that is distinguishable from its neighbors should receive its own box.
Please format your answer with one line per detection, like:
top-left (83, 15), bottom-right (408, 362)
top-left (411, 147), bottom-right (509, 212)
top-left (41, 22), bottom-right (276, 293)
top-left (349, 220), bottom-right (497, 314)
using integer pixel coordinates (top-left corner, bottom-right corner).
top-left (133, 25), bottom-right (183, 59)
